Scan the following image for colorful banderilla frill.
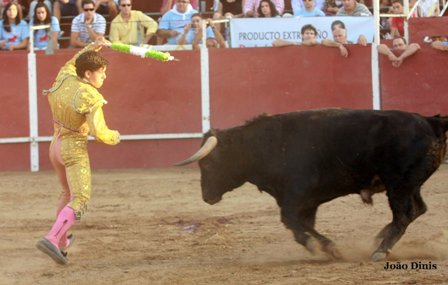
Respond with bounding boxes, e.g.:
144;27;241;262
107;43;176;62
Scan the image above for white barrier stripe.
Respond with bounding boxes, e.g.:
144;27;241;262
0;133;203;144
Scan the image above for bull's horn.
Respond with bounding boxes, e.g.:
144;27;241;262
174;136;218;166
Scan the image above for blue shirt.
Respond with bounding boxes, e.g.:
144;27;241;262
296;8;325;17
29;17;61;49
184;27;215;44
158;8;198;45
0;20;30;49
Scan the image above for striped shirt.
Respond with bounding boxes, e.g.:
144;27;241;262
71;13;106;44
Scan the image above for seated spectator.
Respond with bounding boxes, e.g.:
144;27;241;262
417;0;439;17
178;14;225;49
29;0;53;19
0;2;29;50
323;0;342;15
378;37;420;67
161;0;198;15
213;0;244;19
109;0;157;45
336;0;371;16
244;0;284;17
389;0;404;38
272;23;318;47
70;0;106;47
291;0;324;16
53;0;80;20
0;0;24;19
296;0;325;16
322;20;367;57
431;38;448;51
29;1;60;50
77;0;118;19
157;0;198;45
257;0;280;17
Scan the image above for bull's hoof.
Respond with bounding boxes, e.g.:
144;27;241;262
323;242;343;260
305;238;321;254
371;251;388;262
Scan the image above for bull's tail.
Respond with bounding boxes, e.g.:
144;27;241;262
427;115;448;137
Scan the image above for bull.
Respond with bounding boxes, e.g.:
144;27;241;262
175;109;448;261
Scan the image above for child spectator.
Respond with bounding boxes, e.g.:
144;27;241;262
272;24;318;47
0;1;29;50
29;0;53;19
178;13;226;49
29;1;61;50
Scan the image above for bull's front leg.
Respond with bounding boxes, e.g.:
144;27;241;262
371;190;427;261
280;204;342;260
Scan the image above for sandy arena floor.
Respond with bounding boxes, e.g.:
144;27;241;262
1;166;447;285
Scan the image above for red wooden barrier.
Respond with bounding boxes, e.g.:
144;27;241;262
0;19;447;171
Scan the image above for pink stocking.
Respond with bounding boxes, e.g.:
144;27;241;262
45;206;76;248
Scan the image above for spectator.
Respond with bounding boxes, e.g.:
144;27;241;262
244;0;284;17
213;0;244;19
77;0;118;19
431;38;448;51
0;2;29;50
291;0;324;16
0;0;24;19
161;0;198;15
53;0;80;20
257;0;280;17
30;1;60;50
322;20;368;57
389;0;405;38
272;24;318;47
324;0;342;15
296;0;325;16
417;0;439;17
157;0;198;45
336;0;372;16
378;37;420;67
178;14;225;49
29;0;53;19
109;0;157;45
70;0;106;47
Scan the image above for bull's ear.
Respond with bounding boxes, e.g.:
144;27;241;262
174;136;218;166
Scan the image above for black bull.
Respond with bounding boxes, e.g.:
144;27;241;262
175;109;448;261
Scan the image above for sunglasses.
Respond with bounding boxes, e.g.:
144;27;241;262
177;0;189;3
120;4;131;7
83;8;94;11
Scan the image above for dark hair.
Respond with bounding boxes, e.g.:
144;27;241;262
391;0;403;5
81;0;95;8
33;1;52;35
75;51;109;78
331;20;346;31
191;12;202;19
118;0;132;5
1;2;22;33
301;24;317;36
257;0;279;17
